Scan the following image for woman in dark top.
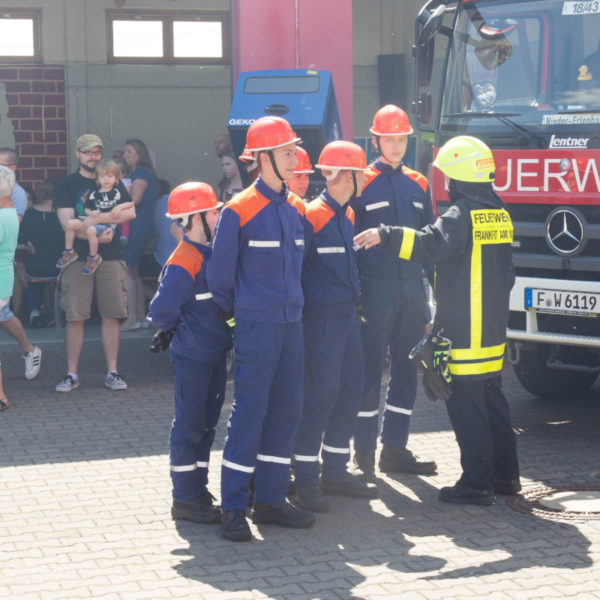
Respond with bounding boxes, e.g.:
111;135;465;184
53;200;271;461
121;138;158;331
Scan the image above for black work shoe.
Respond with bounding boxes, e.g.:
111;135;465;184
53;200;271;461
171;491;221;524
439;483;495;506
220;509;252;541
251;500;315;529
321;472;378;499
378;445;437;475
494;478;522;495
353;451;376;481
294;484;330;513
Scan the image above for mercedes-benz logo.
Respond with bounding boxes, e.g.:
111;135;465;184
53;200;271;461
545;207;585;256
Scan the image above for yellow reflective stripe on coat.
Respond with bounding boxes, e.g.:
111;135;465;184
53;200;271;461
450;343;505;361
469;209;513;350
399;227;416;259
448;358;504;376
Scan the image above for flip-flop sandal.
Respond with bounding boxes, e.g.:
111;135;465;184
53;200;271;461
0;397;9;411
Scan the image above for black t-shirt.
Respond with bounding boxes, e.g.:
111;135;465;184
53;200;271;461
85;186;127;213
19;208;64;278
54;171;131;261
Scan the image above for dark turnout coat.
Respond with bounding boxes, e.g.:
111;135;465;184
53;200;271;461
379;181;515;380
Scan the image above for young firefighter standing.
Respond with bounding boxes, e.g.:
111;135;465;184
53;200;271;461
292;141;378;513
285;147;314;201
354;136;520;506
207;116;315;542
147;182;232;523
352;104;437;479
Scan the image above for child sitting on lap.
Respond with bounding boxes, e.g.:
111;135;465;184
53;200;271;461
56;159;134;275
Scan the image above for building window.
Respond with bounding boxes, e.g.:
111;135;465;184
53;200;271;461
108;10;229;64
0;9;41;62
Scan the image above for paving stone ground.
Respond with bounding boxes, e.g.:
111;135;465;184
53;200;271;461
1;325;599;599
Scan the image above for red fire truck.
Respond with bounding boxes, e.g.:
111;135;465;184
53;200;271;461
414;0;600;397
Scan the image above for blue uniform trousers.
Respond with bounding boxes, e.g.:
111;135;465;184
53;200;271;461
170;352;227;501
294;313;364;485
445;377;519;491
355;278;427;452
221;318;304;511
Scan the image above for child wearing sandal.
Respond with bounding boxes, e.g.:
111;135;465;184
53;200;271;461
56;159;134;275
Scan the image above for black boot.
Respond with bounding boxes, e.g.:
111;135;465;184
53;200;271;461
251;499;315;529
378;445;437;475
294;484;330;513
171;490;222;524
439;483;495;506
353;451;376;481
494;478;522;495
220;509;252;542
321;471;378;499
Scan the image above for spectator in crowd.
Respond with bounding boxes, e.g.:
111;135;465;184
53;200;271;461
56;159;135;276
285;147;314;201
54;133;134;392
19;179;64;327
0;149;28;320
148;182;231;524
121;138;159;331
112;149;132;243
112;149;131;181
217;153;244;204
208;116;315;542
152;179;181;271
0;148;27;221
214;133;232;158
0;165;41;389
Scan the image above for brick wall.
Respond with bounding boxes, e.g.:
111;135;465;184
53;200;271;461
1;65;68;193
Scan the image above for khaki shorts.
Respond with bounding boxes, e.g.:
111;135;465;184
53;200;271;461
60;259;127;322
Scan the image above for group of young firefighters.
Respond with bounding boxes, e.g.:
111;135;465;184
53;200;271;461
147;104;521;542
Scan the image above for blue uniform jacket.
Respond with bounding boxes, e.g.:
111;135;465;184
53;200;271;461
352;159;434;282
302;192;360;317
207;177;306;324
148;237;232;362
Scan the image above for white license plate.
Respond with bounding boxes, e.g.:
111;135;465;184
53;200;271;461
562;1;600;15
525;288;600;317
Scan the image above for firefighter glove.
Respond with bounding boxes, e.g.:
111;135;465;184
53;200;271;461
220;311;236;329
408;329;453;402
149;327;176;353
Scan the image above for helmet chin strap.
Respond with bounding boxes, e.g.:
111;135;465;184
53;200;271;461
200;213;212;242
351;172;358;198
267;150;286;182
375;135;396;167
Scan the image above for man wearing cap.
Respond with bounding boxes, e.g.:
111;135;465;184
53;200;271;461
54;134;134;393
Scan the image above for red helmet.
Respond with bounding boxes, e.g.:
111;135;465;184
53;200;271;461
243;116;302;153
293;147;314;174
238;148;255;163
166;182;222;225
370;104;413;135
316;141;367;173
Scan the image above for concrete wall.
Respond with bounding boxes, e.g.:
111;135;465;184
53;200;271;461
0;0;425;189
353;0;423;139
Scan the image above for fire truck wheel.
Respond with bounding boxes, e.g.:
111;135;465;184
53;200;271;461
512;345;599;399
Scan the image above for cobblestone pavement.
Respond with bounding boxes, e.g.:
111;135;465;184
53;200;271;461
1;328;599;599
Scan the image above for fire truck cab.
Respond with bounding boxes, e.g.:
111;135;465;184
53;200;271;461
414;0;600;397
